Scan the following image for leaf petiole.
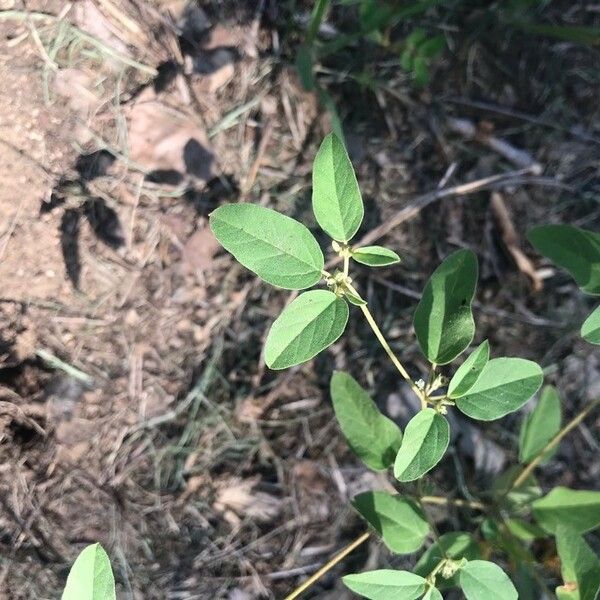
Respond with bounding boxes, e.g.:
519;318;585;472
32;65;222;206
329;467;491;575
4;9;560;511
350;285;426;408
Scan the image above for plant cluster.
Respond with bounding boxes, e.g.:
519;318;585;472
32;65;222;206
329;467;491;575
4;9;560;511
295;0;600;131
209;133;600;599
58;135;600;598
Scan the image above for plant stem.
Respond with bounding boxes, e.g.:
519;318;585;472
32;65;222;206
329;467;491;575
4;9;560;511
283;532;370;600
510;397;600;490
420;495;486;511
282;492;485;599
343;253;350;278
357;302;426;407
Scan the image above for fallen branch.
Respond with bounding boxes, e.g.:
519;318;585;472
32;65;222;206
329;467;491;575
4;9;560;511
447;117;543;172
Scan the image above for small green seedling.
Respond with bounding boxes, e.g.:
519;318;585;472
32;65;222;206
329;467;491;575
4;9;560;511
210;132;600;600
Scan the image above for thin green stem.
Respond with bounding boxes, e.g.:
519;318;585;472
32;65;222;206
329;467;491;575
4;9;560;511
426;558;447;587
510;397;600;491
357;302;426;407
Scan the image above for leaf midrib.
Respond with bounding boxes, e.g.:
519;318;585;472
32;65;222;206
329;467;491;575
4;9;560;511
219;216;321;271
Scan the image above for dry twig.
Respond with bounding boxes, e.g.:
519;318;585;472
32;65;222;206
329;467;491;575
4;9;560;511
490;191;543;292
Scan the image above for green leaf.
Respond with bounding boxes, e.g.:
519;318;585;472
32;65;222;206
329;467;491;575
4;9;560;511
359;0;395;32
455;358;543;421
481;519;536;564
423;588;443;600
307;0;330;42
555;525;600;600
532;487;600;534
528;225;600;295
62;543;116;600
312;133;364;242
418;35;446;59
330;372;402;470
581;305;600;344
518;385;561;463
492;467;543;513
400;47;414;70
505;518;547;542
405;28;428;50
264;290;348;369
522;23;600;46
393;409;450;482
459;561;518;600
342;570;427;600
351;245;401;267
414;532;480;589
352;491;429;554
210;203;324;290
412;56;431;86
447;340;490;399
514;564;539;600
413;249;478;364
295;44;315;91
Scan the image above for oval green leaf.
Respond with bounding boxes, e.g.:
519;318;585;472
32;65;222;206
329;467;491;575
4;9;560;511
331;372;402;471
414;532;481;589
352;491;429;554
448;340;490;399
528;224;600;295
352;246;401;267
423;588;443;600
532;487;600;534
62;543;116;600
312;133;364;242
209;203;324;290
343;570;427;600
264;290;348;369
518;385;561;464
555;525;600;600
413;249;478;364
455;358;543;421
459;561;518;600
394;409;450;482
581;305;600;344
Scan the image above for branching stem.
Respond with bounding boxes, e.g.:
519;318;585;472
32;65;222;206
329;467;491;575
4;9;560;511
509;397;600;490
281;496;483;598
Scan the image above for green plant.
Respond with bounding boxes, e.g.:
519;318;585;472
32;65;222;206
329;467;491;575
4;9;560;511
62;543;116;600
210;132;600;599
293;0;599;136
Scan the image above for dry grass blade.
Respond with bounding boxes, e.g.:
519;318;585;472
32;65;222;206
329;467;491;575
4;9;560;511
0;10;157;75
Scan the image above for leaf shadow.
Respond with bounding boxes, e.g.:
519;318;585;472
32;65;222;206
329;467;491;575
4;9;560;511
60;208;81;289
